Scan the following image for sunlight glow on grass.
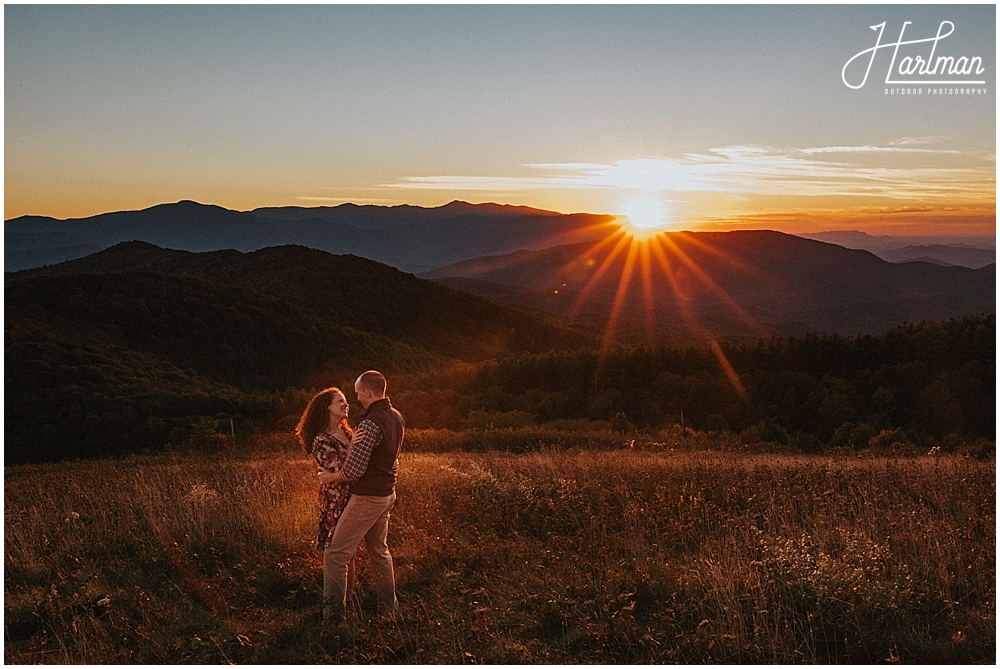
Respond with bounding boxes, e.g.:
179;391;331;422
4;445;993;663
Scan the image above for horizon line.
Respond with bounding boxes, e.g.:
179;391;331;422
6;198;996;240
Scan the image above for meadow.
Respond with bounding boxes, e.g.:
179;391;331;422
4;432;995;664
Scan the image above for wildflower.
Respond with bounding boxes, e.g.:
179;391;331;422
186;483;220;503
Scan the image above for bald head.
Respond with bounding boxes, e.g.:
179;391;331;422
355;370;387;409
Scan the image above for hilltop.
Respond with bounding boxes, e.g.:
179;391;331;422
6;243;595;462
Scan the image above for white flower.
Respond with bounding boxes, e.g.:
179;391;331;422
186;483;220;503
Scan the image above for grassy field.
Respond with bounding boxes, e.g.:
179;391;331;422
4;434;995;663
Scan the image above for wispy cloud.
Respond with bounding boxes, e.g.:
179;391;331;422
376;175;560;193
888;136;952;146
385;144;994;203
799;145;961;155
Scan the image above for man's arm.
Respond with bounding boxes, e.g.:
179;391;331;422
340;420;382;483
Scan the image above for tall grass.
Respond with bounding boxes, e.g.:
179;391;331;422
4;435;994;663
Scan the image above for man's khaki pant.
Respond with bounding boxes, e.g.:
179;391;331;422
323;492;397;618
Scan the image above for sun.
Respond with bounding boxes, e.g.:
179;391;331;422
616;194;669;240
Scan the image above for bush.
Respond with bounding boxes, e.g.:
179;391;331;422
867;428;916;454
704;413;730;433
827;422;876;452
610;412;634;435
740;419;789;446
790;431;824;454
957;439;996;460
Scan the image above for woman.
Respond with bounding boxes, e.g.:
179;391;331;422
295;387;356;615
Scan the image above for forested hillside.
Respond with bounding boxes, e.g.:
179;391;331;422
15;242;594;360
399;315;995;449
5;243;595;463
5;242;993;464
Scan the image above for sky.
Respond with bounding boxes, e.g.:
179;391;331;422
4;4;996;236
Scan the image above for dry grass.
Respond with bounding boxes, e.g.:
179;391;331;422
4;435;995;663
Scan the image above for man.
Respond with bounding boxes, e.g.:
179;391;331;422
319;370;404;620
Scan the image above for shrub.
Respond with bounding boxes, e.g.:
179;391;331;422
610;412;634;434
867;428;916;454
703;413;730;433
790;431;824;454
957;439;996;460
827;422;877;452
740;419;789;446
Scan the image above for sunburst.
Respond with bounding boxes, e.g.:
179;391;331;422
556;223;766;399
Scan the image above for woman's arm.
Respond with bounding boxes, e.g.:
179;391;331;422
318;428;359;486
318;469;342;485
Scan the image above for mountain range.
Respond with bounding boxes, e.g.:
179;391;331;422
8;202;992;275
797;230;995;269
6;201;994;342
423;230;995;340
5;200;617;274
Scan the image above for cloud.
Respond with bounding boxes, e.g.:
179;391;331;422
378;175;559;192
385;144;994;203
799;145;961;155
888;136;952;146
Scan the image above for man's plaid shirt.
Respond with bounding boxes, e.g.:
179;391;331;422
342;419;397;483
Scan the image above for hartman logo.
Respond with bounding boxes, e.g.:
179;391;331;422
842;21;987;90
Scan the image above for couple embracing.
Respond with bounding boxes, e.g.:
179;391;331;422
295;370;404;621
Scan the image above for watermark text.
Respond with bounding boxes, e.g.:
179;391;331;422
843;21;987;89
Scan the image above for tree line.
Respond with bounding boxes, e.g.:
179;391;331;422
397;315;994;451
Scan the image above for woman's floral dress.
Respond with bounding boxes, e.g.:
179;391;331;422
312;431;351;550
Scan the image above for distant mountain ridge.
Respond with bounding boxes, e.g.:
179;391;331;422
5;200;617;273
878;244;996;269
797;230;995;269
423;230;995;339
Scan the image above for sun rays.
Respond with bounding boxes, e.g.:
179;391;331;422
559;222;764;399
433;214;770;400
